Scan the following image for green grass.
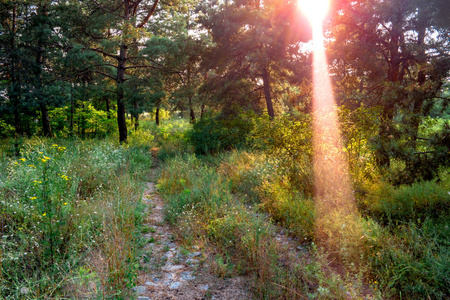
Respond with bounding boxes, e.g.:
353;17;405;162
157;144;449;299
3;115;448;299
0;138;152;299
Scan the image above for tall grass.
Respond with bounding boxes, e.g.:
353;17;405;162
0;138;151;299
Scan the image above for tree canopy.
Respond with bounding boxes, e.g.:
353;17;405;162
1;0;449;179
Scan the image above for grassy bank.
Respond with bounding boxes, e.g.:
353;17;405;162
0;138;153;299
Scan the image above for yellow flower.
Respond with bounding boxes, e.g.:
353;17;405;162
38;152;43;154
52;144;58;148
63;202;68;205
28;164;36;168
19;158;26;162
58;146;66;151
30;197;37;200
42;213;46;217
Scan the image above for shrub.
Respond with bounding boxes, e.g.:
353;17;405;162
187;114;254;155
252;113;314;196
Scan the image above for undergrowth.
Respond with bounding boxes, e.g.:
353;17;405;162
158;147;449;299
0;138;152;299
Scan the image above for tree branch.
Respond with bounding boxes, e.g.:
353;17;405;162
125;65;156;70
90;48;119;59
137;0;159;28
91;0;123;14
94;70;117;81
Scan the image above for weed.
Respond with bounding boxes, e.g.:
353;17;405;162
0;139;151;298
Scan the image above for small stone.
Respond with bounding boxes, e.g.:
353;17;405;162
137;297;150;300
169;282;182;289
198;284;209;291
133;286;146;294
186;258;199;265
180;271;195;280
20;287;30;294
145;281;158;287
188;251;202;258
163;264;184;271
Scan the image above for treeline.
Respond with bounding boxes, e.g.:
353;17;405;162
1;0;450;179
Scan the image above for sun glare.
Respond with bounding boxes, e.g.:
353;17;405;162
299;0;364;275
298;0;330;27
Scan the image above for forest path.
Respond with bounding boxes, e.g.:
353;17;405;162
134;181;252;300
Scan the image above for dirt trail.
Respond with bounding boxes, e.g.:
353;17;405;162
135;182;252;300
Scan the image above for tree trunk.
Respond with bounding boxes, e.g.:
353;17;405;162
40;104;52;137
117;44;128;143
189;96;196;123
134;101;139;131
261;68;275;120
10;4;22;136
155;105;160;126
36;3;52;137
201;104;205;119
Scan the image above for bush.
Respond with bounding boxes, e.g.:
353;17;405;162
187;114;254;155
252;113;314;195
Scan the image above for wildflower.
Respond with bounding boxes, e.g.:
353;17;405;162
38;152;43;154
58;146;66;151
41;156;50;163
30;197;37;200
52;144;58;148
61;175;69;181
63;202;68;205
19;158;26;162
42;213;46;217
28;164;36;168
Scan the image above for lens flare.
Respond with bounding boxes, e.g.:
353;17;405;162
301;3;363;268
298;0;330;27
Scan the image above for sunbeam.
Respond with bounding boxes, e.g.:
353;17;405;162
300;0;363;266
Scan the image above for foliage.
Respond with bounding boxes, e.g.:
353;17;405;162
187;114;254;155
0;139;151;298
363;180;450;224
252;113;314;195
372;116;450;185
0;120;14;138
338;105;380;184
140;117;193;161
49;103;116;138
366;217;450;299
